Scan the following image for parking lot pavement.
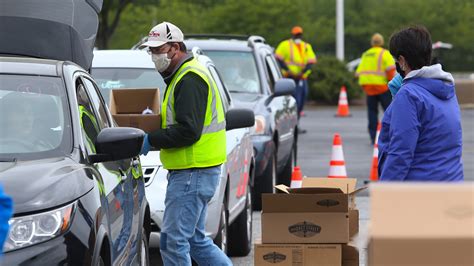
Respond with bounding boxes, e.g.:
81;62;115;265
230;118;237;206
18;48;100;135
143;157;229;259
152;106;473;264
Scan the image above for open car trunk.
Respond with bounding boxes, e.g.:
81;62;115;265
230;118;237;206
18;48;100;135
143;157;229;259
0;0;103;70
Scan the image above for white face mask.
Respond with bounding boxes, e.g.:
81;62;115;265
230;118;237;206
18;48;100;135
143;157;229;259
151;53;171;73
293;38;302;44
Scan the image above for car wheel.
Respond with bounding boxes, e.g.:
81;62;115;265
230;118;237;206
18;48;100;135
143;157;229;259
213;202;228;254
139;227;150;266
278;138;296;186
228;183;252;256
253;151;277;210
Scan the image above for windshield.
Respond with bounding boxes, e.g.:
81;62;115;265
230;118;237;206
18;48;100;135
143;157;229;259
0;75;72;161
91;68;166;104
205;51;260;94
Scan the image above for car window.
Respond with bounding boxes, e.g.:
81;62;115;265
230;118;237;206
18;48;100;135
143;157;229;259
208;66;231;112
76;79;102;154
205;51;260;94
81;77;112;128
91;68;166;104
263;54;281;92
0;74;72;160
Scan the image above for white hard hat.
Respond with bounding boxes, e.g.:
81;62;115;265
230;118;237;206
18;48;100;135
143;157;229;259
140;21;184;49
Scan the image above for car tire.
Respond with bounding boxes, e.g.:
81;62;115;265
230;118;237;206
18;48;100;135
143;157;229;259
213;202;228;254
253;151;277;210
139;227;150;266
278;137;297;186
228;184;252;256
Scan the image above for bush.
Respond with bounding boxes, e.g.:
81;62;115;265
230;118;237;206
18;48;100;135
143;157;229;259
307;56;362;104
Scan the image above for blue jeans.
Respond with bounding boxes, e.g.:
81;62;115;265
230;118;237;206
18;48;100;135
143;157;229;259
292;79;308;119
160;166;232;266
367;91;392;143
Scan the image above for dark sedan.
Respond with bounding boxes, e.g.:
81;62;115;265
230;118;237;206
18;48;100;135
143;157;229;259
0;57;151;265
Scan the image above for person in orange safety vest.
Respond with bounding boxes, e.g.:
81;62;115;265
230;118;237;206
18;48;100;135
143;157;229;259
355;33;396;144
275;26;317;134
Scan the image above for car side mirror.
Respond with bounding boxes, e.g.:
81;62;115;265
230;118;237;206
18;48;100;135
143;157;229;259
89;127;145;163
226;108;255;131
274;78;296;97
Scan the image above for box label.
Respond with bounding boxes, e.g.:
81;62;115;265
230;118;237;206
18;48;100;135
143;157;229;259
288;221;322;238
263;252;287;263
317;199;341;207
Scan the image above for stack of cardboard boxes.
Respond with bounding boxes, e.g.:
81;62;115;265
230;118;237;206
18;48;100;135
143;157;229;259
255;178;363;266
108;88;161;132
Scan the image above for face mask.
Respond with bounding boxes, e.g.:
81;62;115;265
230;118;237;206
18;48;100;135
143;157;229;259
293;38;302;44
395;62;406;78
152;53;171;73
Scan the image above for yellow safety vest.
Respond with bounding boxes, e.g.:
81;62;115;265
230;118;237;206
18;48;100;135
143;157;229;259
355;47;395;86
160;58;226;170
275;39;317;79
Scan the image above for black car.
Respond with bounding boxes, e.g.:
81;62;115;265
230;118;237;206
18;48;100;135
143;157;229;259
184;35;298;209
0;57;151;265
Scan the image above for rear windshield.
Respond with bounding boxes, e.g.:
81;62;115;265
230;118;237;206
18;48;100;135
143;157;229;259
0;75;72;161
91;68;166;104
205;51;260;94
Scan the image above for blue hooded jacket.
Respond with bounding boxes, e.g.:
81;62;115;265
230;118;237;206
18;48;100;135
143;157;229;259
378;64;464;181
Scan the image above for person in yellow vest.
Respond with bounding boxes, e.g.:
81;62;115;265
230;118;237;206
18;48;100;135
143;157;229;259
139;22;231;265
275;26;317;134
356;33;396;144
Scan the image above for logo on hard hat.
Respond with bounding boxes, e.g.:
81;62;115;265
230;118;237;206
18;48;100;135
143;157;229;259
317;199;340;207
263;252;286;263
288;221;321;238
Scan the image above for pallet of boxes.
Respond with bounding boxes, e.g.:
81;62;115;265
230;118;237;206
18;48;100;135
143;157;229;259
255;178;363;266
108;88;161;132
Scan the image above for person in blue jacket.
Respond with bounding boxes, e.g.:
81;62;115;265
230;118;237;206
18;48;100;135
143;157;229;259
0;184;13;253
378;26;464;181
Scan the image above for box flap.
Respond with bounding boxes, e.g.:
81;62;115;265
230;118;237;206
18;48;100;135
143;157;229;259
275;184;344;194
370;182;474;238
262;193;349;213
302;177;358;194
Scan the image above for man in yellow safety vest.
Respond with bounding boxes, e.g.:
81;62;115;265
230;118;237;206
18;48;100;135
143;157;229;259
139;22;231;265
356;33;396;144
275;26;317;134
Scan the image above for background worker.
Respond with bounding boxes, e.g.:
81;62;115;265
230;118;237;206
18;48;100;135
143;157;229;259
355;33;396;144
139;22;231;265
275;26;317;134
378;25;463;181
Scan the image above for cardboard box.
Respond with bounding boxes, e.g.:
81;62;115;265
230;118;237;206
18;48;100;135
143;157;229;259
262;178;364;243
368;183;474;266
342;244;359;266
109;88;161;133
262;212;349;244
254;242;342;266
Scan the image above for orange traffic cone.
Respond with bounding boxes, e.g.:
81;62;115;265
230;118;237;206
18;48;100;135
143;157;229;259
290;166;303;188
336;86;351;117
369;122;382;182
328;133;348;178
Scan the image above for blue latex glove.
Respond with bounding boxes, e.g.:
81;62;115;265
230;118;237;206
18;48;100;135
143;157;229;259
388;73;403;97
140;134;151;156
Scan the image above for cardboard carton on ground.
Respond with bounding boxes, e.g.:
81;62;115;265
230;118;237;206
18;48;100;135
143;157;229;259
254;241;342;266
261;178;364;243
368;183;474;266
109;88;161;133
342;244;359;266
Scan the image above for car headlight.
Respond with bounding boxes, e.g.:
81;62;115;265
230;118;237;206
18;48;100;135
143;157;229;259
4;203;75;252
251;115;266;135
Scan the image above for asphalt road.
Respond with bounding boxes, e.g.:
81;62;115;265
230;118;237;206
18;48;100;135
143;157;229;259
150;106;474;265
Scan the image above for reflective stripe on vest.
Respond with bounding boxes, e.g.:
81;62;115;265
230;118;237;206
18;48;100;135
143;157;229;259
164;65;225;134
160;58;226;170
357;47;389;85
